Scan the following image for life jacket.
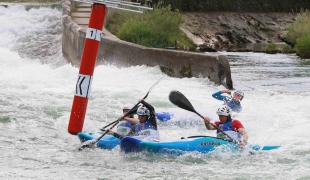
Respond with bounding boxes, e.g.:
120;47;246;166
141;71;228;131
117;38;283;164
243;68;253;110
216;120;242;142
224;97;242;112
116;121;134;136
132;120;159;141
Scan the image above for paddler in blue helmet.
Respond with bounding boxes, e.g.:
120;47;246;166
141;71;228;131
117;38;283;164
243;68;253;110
203;105;248;148
212;89;244;112
114;103;139;136
108;99;159;141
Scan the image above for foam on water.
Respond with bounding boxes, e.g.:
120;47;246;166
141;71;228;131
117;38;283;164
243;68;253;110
1;4;310;180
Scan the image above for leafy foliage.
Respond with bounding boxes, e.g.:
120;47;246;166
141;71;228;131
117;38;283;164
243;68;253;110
264;43;277;54
295;33;310;58
106;4;196;50
286;10;310;45
281;44;294;53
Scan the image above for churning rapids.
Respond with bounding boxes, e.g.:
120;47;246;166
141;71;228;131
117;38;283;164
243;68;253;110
0;4;309;180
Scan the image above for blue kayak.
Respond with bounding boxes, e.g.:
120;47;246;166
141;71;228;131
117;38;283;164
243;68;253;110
77;130;120;150
140;136;281;155
120;136;144;153
155;111;173;121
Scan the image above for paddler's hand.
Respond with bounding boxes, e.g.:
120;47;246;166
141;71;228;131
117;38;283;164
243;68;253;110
222;89;231;95
107;129;114;135
202;116;211;124
238;139;247;148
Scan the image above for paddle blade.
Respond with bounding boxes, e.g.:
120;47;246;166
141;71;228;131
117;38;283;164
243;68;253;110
78;139;97;151
169;90;196;113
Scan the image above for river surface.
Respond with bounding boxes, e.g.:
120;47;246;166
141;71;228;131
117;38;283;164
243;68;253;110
1;4;310;180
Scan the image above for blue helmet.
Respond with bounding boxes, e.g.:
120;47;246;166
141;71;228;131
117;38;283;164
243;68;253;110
234;89;244;100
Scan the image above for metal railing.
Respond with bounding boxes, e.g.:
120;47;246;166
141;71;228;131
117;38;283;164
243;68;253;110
72;0;153;13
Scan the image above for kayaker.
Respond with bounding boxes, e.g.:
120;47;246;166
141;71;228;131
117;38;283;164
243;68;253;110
212;89;244;112
114;103;139;136
108;99;159;141
203;105;248;148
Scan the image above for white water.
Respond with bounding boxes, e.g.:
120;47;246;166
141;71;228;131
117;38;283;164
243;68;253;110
1;4;310;179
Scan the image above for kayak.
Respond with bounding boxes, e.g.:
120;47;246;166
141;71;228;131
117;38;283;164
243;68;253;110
77;130;120;150
140;136;281;155
120;136;144;153
155;111;173;121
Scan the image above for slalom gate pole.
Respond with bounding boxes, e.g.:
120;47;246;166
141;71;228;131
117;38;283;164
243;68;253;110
68;4;106;135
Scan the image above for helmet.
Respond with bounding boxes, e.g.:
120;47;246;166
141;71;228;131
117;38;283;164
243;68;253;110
216;105;231;116
137;106;150;117
123;103;134;110
234;89;244;100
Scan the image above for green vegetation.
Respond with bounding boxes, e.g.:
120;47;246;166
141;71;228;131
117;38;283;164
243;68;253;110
264;43;277;54
286;10;310;45
281;44;295;53
295;34;310;58
106;4;196;51
286;10;310;58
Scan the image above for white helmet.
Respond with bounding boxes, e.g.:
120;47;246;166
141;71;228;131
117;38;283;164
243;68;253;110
234;89;244;100
216;105;231;116
123;103;134;110
137;106;150;117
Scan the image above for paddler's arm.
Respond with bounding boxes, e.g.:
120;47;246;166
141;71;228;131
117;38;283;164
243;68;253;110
238;128;248;147
123;116;139;124
107;129;124;139
202;116;217;130
139;99;154;113
212;90;231;101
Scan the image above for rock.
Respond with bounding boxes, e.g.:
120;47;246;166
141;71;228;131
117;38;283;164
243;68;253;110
180;12;298;51
198;43;217;52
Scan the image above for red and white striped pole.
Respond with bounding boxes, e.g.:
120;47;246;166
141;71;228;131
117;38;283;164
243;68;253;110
68;4;106;135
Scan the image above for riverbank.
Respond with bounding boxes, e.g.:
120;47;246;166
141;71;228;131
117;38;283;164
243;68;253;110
1;0;299;53
180;12;298;52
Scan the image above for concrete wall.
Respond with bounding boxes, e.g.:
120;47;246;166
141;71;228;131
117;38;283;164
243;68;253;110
62;0;233;89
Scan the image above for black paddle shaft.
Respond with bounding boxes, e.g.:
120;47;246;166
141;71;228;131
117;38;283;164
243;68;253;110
168;90;236;143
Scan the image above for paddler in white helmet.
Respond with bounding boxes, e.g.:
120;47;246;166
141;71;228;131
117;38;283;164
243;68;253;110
203;105;248;148
108;99;159;142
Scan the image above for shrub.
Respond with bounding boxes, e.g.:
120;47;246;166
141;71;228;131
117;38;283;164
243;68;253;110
281;44;294;53
286;10;310;45
106;4;196;50
264;43;277;54
295;33;310;58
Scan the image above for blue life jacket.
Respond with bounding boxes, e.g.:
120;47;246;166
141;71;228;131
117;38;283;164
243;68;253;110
133;120;156;132
216;120;242;141
118;121;134;128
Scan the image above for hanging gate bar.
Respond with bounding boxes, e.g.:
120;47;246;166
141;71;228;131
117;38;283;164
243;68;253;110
71;0;153;13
